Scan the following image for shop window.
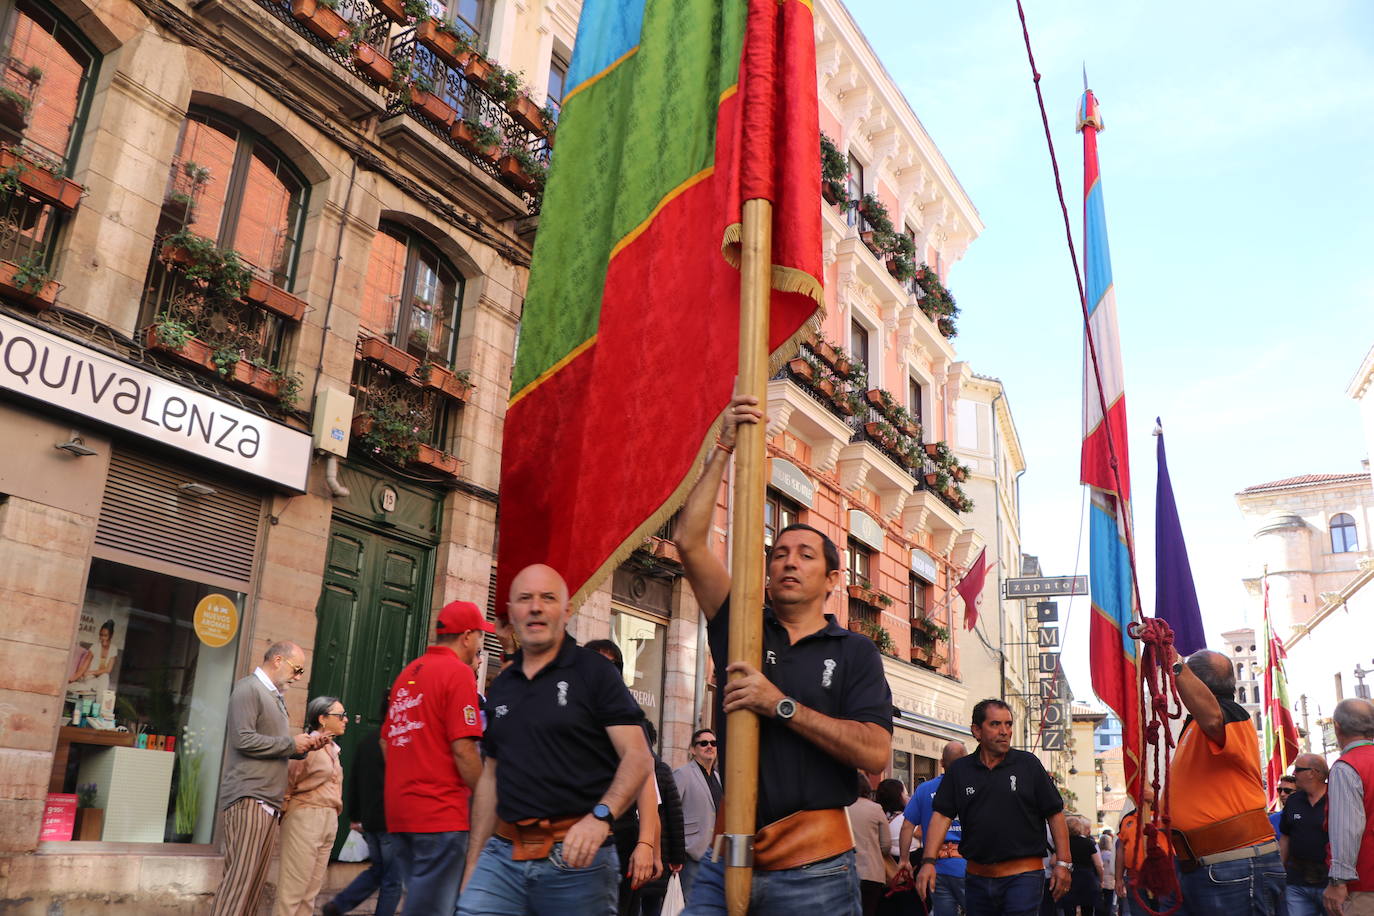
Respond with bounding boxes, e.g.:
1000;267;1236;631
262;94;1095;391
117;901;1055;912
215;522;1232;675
48;558;245;845
168;110;308;287
611;606;667;736
1331;512;1358;553
360;222;466;369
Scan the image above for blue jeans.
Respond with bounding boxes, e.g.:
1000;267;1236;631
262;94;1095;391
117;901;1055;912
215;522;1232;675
458;836;620;915
1177;850;1286;916
395;829;468;916
679;857;702;903
965;870;1044;916
1284;884;1323;916
330;831;403;916
930;872;966;916
683;848;860;916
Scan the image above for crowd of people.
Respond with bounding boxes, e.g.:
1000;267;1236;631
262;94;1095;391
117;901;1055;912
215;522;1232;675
202;397;1374;915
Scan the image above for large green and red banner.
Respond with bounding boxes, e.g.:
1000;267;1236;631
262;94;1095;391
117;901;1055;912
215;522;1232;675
496;0;824;607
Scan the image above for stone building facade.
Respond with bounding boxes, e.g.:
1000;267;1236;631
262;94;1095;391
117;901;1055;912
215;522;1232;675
0;0;569;907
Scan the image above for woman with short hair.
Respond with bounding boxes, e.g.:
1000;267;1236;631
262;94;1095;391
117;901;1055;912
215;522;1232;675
275;695;347;916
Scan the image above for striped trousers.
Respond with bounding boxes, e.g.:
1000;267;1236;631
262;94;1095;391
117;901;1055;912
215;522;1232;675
212;798;281;916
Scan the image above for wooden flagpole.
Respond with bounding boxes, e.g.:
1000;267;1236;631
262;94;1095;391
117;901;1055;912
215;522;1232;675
723;196;771;915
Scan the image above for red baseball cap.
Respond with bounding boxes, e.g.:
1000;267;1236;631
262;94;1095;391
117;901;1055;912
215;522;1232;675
435;600;495;635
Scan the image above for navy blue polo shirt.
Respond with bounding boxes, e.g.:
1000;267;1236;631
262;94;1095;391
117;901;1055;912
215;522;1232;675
708;600;893;828
932;748;1063;865
483;635;643;822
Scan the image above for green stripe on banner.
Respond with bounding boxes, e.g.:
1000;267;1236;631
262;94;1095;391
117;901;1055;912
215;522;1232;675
512;0;748;396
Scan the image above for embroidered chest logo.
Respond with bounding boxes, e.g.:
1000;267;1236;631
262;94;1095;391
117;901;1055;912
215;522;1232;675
494;704;509;718
765;650;777;665
821;659;836;688
965;787;975;796
1293;813;1302;820
1010;775;1018;792
556;681;569;706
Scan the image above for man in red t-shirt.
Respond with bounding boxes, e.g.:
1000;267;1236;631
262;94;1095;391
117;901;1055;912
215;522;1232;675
383;600;492;916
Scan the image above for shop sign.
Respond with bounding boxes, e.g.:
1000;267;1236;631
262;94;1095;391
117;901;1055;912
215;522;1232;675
891;726;947;758
770;458;816;507
40;794;77;841
1005;576;1088;597
848;509;884;551
909;548;938;583
0;315;311;490
193;593;239;648
890;689;961;726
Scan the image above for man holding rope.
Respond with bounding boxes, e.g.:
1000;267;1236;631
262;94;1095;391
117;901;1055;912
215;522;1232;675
1168;648;1285;914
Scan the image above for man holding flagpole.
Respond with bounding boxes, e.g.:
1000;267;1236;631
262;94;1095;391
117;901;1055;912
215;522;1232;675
673;395;893;915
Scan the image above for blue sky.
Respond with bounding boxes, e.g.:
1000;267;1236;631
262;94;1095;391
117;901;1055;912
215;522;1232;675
844;0;1374;698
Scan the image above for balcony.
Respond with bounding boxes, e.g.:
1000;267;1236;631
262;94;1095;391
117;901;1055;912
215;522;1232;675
350;339;461;477
0;139;84;312
380;31;550;215
139;233;304;406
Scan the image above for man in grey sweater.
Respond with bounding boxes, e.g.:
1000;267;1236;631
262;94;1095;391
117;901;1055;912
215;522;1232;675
211;641;327;916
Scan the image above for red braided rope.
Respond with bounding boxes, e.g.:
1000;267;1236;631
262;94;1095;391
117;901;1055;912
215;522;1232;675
1127;617;1184;914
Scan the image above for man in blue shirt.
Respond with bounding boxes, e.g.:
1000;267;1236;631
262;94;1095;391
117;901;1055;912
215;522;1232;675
897;740;968;916
1269;774;1295;842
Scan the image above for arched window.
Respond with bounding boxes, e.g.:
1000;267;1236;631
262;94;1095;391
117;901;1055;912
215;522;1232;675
1237;686;1246;704
1;0;98;164
360;223;465;369
1331;513;1359;553
169;110;308;286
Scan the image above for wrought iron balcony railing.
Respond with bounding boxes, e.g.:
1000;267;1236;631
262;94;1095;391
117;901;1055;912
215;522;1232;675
253;0;393;86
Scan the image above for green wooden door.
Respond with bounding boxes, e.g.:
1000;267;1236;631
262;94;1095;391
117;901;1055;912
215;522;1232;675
310;520;431;854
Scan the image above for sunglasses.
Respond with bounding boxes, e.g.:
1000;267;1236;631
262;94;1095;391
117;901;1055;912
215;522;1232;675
290;664;306;677
322;711;348;719
1293;767;1314;774
695;740;717;747
1278;787;1295;794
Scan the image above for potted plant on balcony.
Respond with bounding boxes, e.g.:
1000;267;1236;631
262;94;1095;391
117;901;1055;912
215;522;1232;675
888;404;920;439
857;193;894;254
347;29;396;88
936;316;957;339
496;139;546;194
291;0;351;45
419;361;472;402
414;442;460;475
480;62;522;104
0;145;84;211
786;354;815;383
406;73;456;128
359;335;422;376
367;0;408;23
0;85;32;132
885;232;917;282
160;229;254;301
416;16;475;71
506;85;548;135
852;618;897;657
355;400;424;465
863;418;898;451
0;252;59;310
451;116;503;162
820;133;847;206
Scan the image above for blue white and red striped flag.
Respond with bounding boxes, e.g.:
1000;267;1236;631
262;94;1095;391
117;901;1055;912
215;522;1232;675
1078;88;1143;800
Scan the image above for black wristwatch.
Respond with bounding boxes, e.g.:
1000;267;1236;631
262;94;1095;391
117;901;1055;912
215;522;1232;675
775;697;798;720
1172;661;1183;675
592;803;614;825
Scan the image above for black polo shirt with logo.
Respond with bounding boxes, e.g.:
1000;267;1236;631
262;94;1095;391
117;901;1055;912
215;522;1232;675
1279;790;1329;886
483;634;644;822
932;748;1063;865
708;600;893;828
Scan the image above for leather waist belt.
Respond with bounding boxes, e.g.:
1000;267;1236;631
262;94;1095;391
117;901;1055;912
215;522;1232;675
495;816;584;861
965;856;1044;878
1183;840;1279;871
1172;808;1274;866
712;808;854;872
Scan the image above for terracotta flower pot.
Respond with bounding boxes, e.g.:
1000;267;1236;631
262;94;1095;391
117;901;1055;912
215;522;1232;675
408;86;456;128
787;357;814;381
924;472;939;487
290;0;350;45
144;327;215;371
898;422;919;438
0;94;27;132
462;54;494;84
229;360;282;399
496;154;539;193
864;389;885;410
506;95;547;134
368;0;406;23
832;357;852;378
821;180;841;205
815;378;836;398
923;443;940;458
0;147;83;211
652;538;681;563
0;258;59;311
414;443;460;476
814;341;839;368
359;336;421;376
415;18;467;70
352;42;395;88
244;276;307;321
421;364;472;402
